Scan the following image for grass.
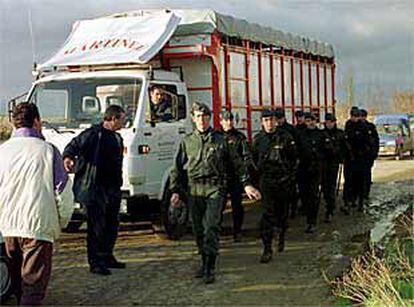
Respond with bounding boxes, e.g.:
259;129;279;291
330;209;414;306
0;117;12;140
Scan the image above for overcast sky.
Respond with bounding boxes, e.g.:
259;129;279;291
0;0;413;113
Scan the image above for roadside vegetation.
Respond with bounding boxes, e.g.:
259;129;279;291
331;209;414;306
0;116;12;140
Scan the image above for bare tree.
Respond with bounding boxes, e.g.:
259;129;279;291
392;91;414;113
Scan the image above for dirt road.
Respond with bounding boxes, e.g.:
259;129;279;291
14;159;414;305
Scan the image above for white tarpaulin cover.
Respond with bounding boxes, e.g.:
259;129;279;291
38;11;181;70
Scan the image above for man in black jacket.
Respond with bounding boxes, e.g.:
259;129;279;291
321;113;346;222
360;109;379;201
297;112;323;233
63;105;125;275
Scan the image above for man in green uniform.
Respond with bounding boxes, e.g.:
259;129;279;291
320;113;346;222
252;109;297;263
169;102;261;284
220;110;252;242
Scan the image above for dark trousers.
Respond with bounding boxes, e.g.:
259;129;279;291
298;168;321;225
84;199;121;268
364;160;374;199
4;237;53;305
260;183;289;250
321;163;340;215
227;182;244;235
190;192;224;257
343;160;352;205
349;161;367;207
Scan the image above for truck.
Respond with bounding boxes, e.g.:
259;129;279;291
10;9;336;238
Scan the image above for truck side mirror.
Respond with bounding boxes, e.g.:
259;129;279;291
177;95;186;120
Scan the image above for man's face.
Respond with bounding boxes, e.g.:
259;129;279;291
261;116;276;133
276;117;286;126
306;118;317;129
112;113;126;131
361;115;367;122
351;115;360;122
297;116;305;124
325;120;335;130
150;88;163;105
33;117;42;132
220;118;233;132
192;110;211;132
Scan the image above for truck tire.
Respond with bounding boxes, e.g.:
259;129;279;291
160;188;188;240
0;245;12;303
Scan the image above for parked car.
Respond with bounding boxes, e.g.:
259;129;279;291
374;114;414;159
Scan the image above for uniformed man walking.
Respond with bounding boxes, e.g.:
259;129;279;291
360;109;379;201
169;102;261;284
274;107;300;219
220;110;252;242
252;109;297;263
320;113;346;222
297;112;323;233
344;109;372;212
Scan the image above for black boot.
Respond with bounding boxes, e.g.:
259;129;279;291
260;247;273;263
195;253;206;278
204;255;216;284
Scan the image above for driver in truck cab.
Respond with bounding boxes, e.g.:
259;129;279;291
149;85;173;122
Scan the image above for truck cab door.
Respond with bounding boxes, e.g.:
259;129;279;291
140;83;190;197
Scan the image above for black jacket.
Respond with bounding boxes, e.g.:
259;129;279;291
63;124;124;202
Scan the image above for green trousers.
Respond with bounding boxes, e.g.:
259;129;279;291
190;191;225;257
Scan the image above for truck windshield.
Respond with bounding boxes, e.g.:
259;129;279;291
28;78;142;128
378;124;401;136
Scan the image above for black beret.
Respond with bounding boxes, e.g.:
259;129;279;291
325;113;336;121
295;110;304;118
274;107;285;119
261;108;274;118
350;108;361;117
221;110;234;120
191;101;211;116
304;112;316;120
360;109;368;117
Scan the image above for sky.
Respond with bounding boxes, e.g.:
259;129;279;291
0;0;413;114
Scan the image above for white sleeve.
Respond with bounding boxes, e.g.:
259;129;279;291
55;175;75;229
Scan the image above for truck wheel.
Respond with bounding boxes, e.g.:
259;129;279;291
160;188;188;240
0;245;12;302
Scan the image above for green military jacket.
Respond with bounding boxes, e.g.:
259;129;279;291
170;127;250;197
252;128;297;186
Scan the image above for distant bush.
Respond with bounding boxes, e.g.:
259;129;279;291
0;117;12;140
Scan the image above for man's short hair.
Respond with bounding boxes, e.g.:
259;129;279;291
149;85;162;93
12;102;40;129
104;105;125;121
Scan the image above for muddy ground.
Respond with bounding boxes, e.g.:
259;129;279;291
16;159;414;305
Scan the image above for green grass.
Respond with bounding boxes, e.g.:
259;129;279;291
331;210;414;306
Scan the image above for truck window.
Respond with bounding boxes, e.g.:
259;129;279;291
28;78;142;128
147;84;182;123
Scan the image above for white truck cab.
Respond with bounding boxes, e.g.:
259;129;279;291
27;68;191;214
